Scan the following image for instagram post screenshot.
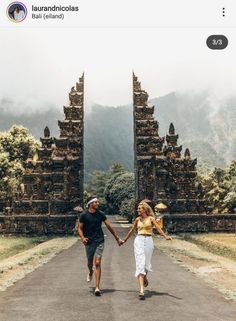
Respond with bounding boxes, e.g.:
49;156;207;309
0;0;236;320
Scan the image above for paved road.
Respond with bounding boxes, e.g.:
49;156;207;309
0;216;236;321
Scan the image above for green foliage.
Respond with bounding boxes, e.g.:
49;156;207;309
0;151;10;178
119;197;135;222
228;160;236;177
196;163;213;180
110;163;125;173
199;160;236;213
84;170;109;211
0;125;39;203
223;191;236;212
0;125;39;161
86;170;108;197
86;163;135;217
104;167;135;216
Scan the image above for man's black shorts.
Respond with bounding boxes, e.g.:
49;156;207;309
85;242;104;259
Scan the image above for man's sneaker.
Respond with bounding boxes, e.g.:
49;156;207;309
87;271;93;282
94;288;101;296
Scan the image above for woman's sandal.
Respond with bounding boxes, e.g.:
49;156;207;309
139;292;145;300
144;277;149;287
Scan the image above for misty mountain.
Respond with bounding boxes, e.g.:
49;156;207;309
1;92;236;173
0;98;62;138
151;92;236;165
84;104;133;172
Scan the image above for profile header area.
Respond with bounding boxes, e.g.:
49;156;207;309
32;5;79;12
30;2;80;21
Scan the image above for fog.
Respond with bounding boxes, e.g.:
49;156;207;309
0;27;235;112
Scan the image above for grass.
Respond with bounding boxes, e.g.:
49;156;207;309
0;236;78;291
0;236;52;260
181;233;236;260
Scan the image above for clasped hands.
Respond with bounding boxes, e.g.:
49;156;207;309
82;237;125;246
116;238;125;246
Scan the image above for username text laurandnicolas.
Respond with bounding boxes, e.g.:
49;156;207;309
31;5;79;20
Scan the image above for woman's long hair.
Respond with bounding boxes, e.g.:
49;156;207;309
139;201;155;217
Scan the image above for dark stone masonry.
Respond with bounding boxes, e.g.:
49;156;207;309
0;74;84;234
163;214;236;233
133;73;205;213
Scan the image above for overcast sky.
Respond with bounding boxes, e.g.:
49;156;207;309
0;27;235;112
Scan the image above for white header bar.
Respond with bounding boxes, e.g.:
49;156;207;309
0;0;235;28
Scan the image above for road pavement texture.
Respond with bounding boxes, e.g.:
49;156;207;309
0;216;236;321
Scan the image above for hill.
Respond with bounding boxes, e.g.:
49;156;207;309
1;92;235;172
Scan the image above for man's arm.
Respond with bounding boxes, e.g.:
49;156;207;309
104;219;123;245
78;222;89;245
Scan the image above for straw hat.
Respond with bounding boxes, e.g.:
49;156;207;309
155;202;167;210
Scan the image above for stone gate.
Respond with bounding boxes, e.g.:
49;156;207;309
0;73;235;234
133;73;205;213
0;75;84;234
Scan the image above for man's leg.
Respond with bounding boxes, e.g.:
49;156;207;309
94;256;102;291
85;243;95;282
93;242;104;295
87;257;94;282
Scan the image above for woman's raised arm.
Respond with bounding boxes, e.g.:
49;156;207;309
123;218;139;243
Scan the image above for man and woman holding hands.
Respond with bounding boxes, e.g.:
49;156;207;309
78;196;171;299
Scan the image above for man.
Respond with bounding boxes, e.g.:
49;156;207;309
78;196;122;296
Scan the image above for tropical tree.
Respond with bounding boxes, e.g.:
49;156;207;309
0;125;39;204
86;163;135;217
104;167;135;216
199;160;236;213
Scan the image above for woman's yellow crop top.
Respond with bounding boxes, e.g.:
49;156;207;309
137;216;153;235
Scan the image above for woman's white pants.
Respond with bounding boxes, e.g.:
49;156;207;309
134;235;154;277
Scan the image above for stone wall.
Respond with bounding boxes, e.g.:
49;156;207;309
0;213;236;235
0;201;6;213
163;214;236;233
0;214;78;235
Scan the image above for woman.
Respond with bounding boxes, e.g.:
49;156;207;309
122;201;171;300
13;6;25;21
